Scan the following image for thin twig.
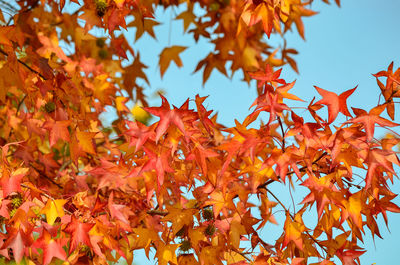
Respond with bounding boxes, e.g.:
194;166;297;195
16;94;27;115
265;188;329;256
257;151;328;189
230;248;252;262
147;209;168;216
29;163;63;189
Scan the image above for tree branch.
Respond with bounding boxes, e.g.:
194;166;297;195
257;151;328;189
0;48;48;80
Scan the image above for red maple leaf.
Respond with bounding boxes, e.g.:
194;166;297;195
346;105;399;141
249;65;285;90
64;215;95;253
145;94;192;142
35;230;67;265
1;227;33;263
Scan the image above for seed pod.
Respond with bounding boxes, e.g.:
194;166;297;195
179;240;191;252
98;49;108;59
11;196;23;208
9;208;17;218
176;227;186;237
95;0;107;17
44;101;56;113
202;208;213;221
204;224;215;236
96;38;105;48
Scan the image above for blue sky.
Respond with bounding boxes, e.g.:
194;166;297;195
93;0;400;264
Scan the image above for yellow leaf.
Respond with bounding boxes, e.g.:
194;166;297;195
115;96;129;112
159;46;187;77
229;216;246;249
41;199;66;225
346;191;363;229
224;251;246;264
199;246;223;265
157;243;179;265
163;205;197;235
113;0;125;8
131;103;151;124
282;213;305;251
131;227;159;249
76;131;97;154
243;45;259;69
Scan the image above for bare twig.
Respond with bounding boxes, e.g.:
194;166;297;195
147;209;168;216
265;188;329;256
29;162;63;189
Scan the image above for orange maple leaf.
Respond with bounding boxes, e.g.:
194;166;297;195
314;85;357;124
159;46;187;77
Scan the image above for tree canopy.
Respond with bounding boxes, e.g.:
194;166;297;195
0;0;399;265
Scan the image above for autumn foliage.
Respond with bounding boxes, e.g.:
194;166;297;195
0;0;399;265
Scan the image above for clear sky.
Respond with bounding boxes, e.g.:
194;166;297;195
110;0;400;264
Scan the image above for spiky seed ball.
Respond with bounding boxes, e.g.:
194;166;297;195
204;224;215;236
176;227;185;237
202;208;213;221
209;2;220;11
29;217;40;225
9;208;17;218
179;240;191;252
44;101;56;113
95;0;107;17
11;197;23;208
98;49;108;59
96;38;105;48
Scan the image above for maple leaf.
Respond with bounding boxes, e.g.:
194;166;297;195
373;62;400;119
314;85;357;124
41;199;66;225
64;216;95;253
336;249;366;265
128;13;160;41
282;211;306;251
125;120;155;151
44;120;71;146
229;215;247;249
239;2;275;37
249;65;285;89
343;191;364;230
205;191;235;218
75;131;97;154
157;243;179;265
194;53;228;85
162;205;196;235
144;94;191;142
2;227;33;263
346;105;399;141
176;7;196;32
108;192;131;225
1;167;27;197
159;46;187;77
199;246;223;265
35;230;67;265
